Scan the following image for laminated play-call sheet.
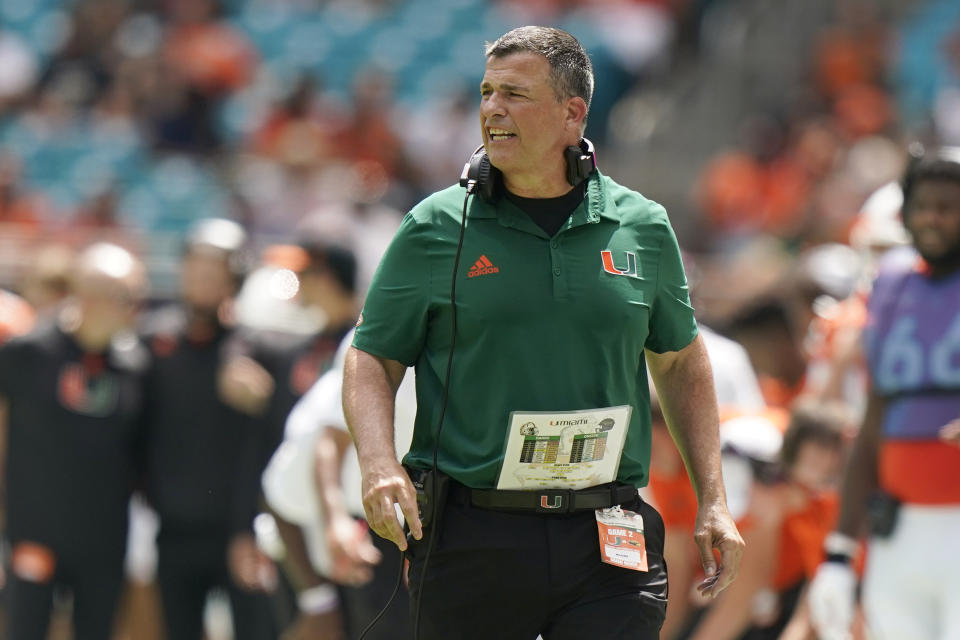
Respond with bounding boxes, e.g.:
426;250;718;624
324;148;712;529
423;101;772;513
496;405;632;490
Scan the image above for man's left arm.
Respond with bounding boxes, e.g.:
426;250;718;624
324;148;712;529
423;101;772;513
646;334;744;597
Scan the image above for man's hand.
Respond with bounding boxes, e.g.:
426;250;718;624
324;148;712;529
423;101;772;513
360;457;422;552
693;503;745;598
218;356;275;416
326;515;382;586
940;419;960;447
808;561;857;640
281;610;345;640
227;532;277;592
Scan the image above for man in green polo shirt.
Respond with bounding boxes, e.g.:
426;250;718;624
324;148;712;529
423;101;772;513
343;25;743;640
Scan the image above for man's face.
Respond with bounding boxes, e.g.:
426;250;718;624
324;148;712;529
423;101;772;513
905;179;960;269
180;249;236;314
479;52;581;189
788;440;842;493
85;288;141;336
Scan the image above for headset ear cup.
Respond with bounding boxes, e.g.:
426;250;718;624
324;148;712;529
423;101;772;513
462;146;495;202
564;138;597;186
461;147;500;203
476;154;497;203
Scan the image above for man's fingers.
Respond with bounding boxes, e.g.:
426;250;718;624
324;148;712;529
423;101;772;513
363;494;395;548
693;528;744;598
694;532;718;579
696;570;721;598
374;493;407;551
705;536;744;597
717;537;742;585
361;468;423;551
396;484;423;541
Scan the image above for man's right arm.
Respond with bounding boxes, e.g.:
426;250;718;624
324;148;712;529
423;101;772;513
342;346;421;551
834;389;885;538
808;388;885;638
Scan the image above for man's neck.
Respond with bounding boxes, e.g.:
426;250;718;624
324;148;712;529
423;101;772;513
921;251;960;279
185;305;224;336
502;162;573;198
62;312;112;353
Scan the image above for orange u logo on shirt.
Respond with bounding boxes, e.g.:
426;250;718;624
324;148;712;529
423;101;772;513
601;250;640;279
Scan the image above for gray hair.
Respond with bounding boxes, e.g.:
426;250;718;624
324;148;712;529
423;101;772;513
485;26;594;124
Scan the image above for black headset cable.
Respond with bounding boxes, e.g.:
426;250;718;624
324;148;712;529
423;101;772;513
359;187;471;640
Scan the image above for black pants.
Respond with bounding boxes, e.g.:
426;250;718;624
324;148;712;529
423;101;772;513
156;531;277;640
6;547;125;640
339;529;412;640
406;490;667;640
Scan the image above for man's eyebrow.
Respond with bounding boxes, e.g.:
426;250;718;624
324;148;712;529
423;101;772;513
480;81;530;93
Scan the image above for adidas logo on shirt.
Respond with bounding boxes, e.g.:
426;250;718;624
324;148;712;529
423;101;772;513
468;254;500;278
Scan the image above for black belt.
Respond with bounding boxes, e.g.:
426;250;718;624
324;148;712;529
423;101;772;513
450;481;637;514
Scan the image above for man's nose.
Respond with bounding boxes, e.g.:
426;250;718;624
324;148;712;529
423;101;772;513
481;92;505;117
909;205;941;226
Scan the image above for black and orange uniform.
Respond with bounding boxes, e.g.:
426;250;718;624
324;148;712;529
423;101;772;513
231;323;352;543
140;307;276;640
0;321;146;640
241;324;353;470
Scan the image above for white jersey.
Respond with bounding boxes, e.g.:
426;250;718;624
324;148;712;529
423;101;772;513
261;329;415;573
700;324;765;413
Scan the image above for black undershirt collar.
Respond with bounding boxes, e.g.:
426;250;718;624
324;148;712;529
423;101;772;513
504;181;587;237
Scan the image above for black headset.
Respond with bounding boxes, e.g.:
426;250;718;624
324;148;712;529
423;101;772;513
459;137;598;201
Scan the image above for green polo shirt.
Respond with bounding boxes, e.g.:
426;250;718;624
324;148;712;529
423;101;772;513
353;171;697;489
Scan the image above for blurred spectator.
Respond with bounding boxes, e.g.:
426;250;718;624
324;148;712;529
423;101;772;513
37;0;130;108
75;186;120;227
18;244;75;318
228;237;361;524
646;323;765;640
162;0;256;96
242;238;398;639
0;153;48;229
812;1;889;101
697;117;847;242
687;402;850;640
289;194;404;301
252;74;346;173
150;0;257;153
140;218;278;640
146;59;224;154
401;85;478;194
72;187;129;240
809;147;960;640
0;243;148;640
800;179;910;420
263;327;416;640
334;68;415;192
725;298;808;409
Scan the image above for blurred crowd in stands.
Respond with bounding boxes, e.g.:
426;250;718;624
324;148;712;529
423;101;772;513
0;0;957;638
0;0;707;249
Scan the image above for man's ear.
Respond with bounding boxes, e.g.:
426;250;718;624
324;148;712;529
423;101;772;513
565;96;588;134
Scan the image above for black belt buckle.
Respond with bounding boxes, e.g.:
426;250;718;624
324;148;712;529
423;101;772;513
536;489;573;513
